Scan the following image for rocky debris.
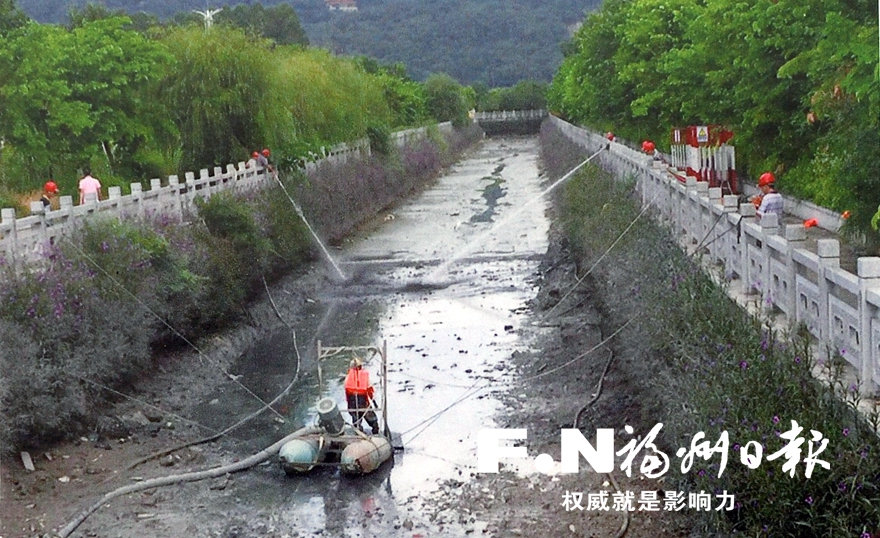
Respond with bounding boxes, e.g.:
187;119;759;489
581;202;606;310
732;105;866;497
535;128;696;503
20;451;35;472
142;409;164;423
95;415;131;439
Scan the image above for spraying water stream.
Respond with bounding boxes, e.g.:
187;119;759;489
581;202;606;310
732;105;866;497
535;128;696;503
272;171;348;281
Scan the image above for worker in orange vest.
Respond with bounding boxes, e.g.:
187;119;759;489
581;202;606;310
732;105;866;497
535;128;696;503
344;357;379;434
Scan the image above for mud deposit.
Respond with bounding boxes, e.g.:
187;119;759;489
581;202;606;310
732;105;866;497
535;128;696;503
2;137;690;537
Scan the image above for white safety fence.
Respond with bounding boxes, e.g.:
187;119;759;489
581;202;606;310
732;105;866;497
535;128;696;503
0;122;452;267
549;115;880;395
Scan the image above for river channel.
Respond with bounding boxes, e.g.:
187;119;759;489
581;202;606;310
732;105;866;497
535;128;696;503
94;136;552;537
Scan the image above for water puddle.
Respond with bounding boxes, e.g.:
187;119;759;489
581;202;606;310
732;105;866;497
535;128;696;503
203;137;551;534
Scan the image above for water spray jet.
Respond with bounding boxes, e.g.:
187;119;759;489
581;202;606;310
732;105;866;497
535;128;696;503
272;172;348;281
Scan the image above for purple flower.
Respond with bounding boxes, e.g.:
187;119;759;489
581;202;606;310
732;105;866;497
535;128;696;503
861;533;871;538
805;496;813;505
772;415;780;424
733;443;740;452
794;356;801;364
842;428;849;437
740;361;749;370
838;482;847;492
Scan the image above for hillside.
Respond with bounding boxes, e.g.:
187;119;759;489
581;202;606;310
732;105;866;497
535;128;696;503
15;0;597;86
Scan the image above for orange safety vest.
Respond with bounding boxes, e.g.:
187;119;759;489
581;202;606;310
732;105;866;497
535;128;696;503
344;368;374;399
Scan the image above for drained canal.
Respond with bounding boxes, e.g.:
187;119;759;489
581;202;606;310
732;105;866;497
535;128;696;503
83;136;553;537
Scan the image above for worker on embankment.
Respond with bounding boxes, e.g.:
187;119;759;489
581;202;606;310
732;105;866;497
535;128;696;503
344;357;380;435
753;172;783;219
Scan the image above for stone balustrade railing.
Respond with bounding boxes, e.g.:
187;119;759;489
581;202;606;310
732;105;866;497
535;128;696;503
0;122;453;266
549;115;880;394
474;109;548;121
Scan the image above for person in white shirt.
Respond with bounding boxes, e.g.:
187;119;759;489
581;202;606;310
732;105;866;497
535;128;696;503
753;172;783;218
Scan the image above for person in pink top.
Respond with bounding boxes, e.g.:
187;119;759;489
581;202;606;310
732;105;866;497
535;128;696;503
78;168;102;205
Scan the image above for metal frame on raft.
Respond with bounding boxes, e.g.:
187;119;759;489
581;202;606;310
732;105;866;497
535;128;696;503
278;340;400;477
316;340;391;440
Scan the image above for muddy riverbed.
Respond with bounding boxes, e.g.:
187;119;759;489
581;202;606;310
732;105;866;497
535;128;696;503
1;137;691;538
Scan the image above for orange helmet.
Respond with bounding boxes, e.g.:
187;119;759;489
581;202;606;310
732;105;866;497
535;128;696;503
44;181;59;193
262;148;270;157
758;172;775;187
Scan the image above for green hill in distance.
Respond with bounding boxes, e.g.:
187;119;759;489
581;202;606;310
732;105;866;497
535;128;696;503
15;0;597;87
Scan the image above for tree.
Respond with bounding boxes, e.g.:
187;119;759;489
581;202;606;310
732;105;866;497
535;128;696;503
159;26;274;172
423;73;469;127
217;2;308;47
0;17;172;187
0;0;28;36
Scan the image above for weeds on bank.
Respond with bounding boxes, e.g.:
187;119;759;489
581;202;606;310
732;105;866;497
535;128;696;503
547;132;880;537
0;126;482;454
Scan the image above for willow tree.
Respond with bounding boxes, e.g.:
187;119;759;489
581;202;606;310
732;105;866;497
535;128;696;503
271;48;392;156
159;26;276;172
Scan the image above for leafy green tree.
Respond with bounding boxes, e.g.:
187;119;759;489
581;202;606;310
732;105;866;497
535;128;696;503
0;0;28;36
423;73;469;127
67;2;122;28
549;0;879;241
158;25;274;172
497;80;547;110
270;47;391;156
355;57;428;128
776;4;879;236
218;3;308;47
0;17;172;189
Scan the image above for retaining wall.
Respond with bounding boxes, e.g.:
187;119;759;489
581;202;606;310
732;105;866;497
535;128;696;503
549;115;880;394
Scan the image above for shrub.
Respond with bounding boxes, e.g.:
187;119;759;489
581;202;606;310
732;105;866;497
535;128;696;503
0;245;154;450
366;123;393;157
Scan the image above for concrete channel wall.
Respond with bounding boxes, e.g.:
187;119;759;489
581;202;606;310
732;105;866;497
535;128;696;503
474;110;548;136
549;114;880;395
0;122;454;267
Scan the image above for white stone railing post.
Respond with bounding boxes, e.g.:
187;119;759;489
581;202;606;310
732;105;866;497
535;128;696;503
169;175;184;220
857;258;880;394
2;208;18;265
29;201;48;247
816;239;840;342
759;213;779;308
779;224;806;316
131;183;145;219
